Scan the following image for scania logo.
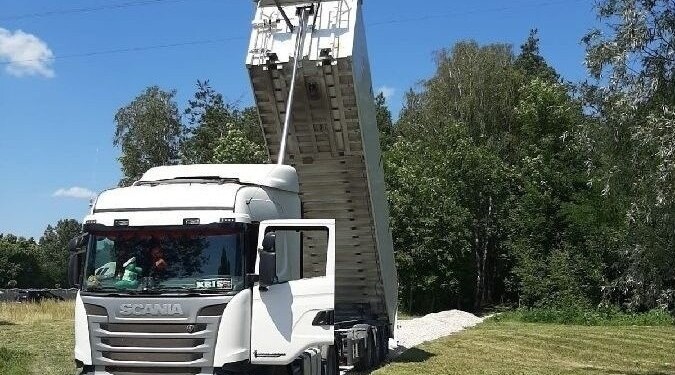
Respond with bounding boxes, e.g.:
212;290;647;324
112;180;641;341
119;303;184;316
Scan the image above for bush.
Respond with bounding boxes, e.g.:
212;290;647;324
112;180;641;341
493;307;675;326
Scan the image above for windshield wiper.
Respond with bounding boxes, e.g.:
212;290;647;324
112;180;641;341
84;287;147;296
86;284;175;295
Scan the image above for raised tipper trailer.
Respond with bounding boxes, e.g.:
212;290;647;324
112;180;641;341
68;1;397;374
247;0;398;368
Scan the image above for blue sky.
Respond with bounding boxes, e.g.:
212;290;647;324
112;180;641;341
0;0;597;239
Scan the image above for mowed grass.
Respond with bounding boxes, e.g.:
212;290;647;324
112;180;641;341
0;301;74;375
2;302;674;375
376;319;675;375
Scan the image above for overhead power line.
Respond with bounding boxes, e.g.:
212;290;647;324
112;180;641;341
0;0;586;66
369;0;586;27
0;0;210;21
0;36;248;66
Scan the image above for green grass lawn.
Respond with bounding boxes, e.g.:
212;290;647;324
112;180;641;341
2;302;674;375
376;319;675;375
0;301;74;375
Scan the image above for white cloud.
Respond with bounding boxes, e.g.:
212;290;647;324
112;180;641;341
377;86;396;100
0;27;54;78
53;187;96;199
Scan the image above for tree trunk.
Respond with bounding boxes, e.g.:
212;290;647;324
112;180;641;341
474;230;483;312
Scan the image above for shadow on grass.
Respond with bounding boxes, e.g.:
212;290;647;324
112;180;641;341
390;347;436;363
0;320;15;326
0;347;32;375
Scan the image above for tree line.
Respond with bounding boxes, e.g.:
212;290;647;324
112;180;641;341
0;220;81;289
387;0;674;314
0;0;672;315
113;80;267;186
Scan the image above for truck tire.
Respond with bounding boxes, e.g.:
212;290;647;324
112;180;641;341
353;331;376;371
377;328;388;363
324;345;338;375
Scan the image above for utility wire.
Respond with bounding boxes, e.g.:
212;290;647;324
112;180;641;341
0;0;210;21
369;0;586;27
0;36;248;65
0;0;585;66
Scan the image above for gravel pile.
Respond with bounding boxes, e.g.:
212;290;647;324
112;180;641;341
390;310;485;356
343;310;485;374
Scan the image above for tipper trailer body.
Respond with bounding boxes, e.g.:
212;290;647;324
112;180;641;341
246;0;398;366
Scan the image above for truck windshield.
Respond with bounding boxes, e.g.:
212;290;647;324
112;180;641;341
83;225;247;294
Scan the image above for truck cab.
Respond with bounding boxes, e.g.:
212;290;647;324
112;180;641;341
69;164;336;375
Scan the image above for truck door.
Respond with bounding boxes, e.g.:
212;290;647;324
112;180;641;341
250;219;335;365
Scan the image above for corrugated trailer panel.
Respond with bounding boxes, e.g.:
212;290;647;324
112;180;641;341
247;0;398;330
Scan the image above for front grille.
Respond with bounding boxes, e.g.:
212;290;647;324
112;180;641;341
105;367;200;375
89;318;220;368
102;352;203;362
100;323;207;334
101;337;205;348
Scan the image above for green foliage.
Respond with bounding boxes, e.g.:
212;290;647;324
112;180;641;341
495;307;675;326
385;37;602;314
505;78;604;309
385;120;477;312
375;92;394;150
514;29;559;83
114;86;182;186
389;41;524;313
37;219;81;288
114;81;268;173
182;80;267;164
581;0;675;311
212;128;267;164
0;235;40;288
0;220;81;289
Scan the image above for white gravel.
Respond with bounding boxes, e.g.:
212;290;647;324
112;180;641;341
344;310;485;374
389;310;485;357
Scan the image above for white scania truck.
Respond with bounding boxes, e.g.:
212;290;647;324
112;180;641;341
68;1;397;374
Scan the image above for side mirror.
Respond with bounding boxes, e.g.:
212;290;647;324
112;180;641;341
67;253;82;289
67;234;88;288
68;234;89;252
259;232;277;287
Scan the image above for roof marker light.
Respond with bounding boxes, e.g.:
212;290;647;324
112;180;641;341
114;219;129;227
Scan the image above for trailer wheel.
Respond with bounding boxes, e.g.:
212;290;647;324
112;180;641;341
324;345;338;375
372;328;388;367
353;331;376;371
377;328;389;363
